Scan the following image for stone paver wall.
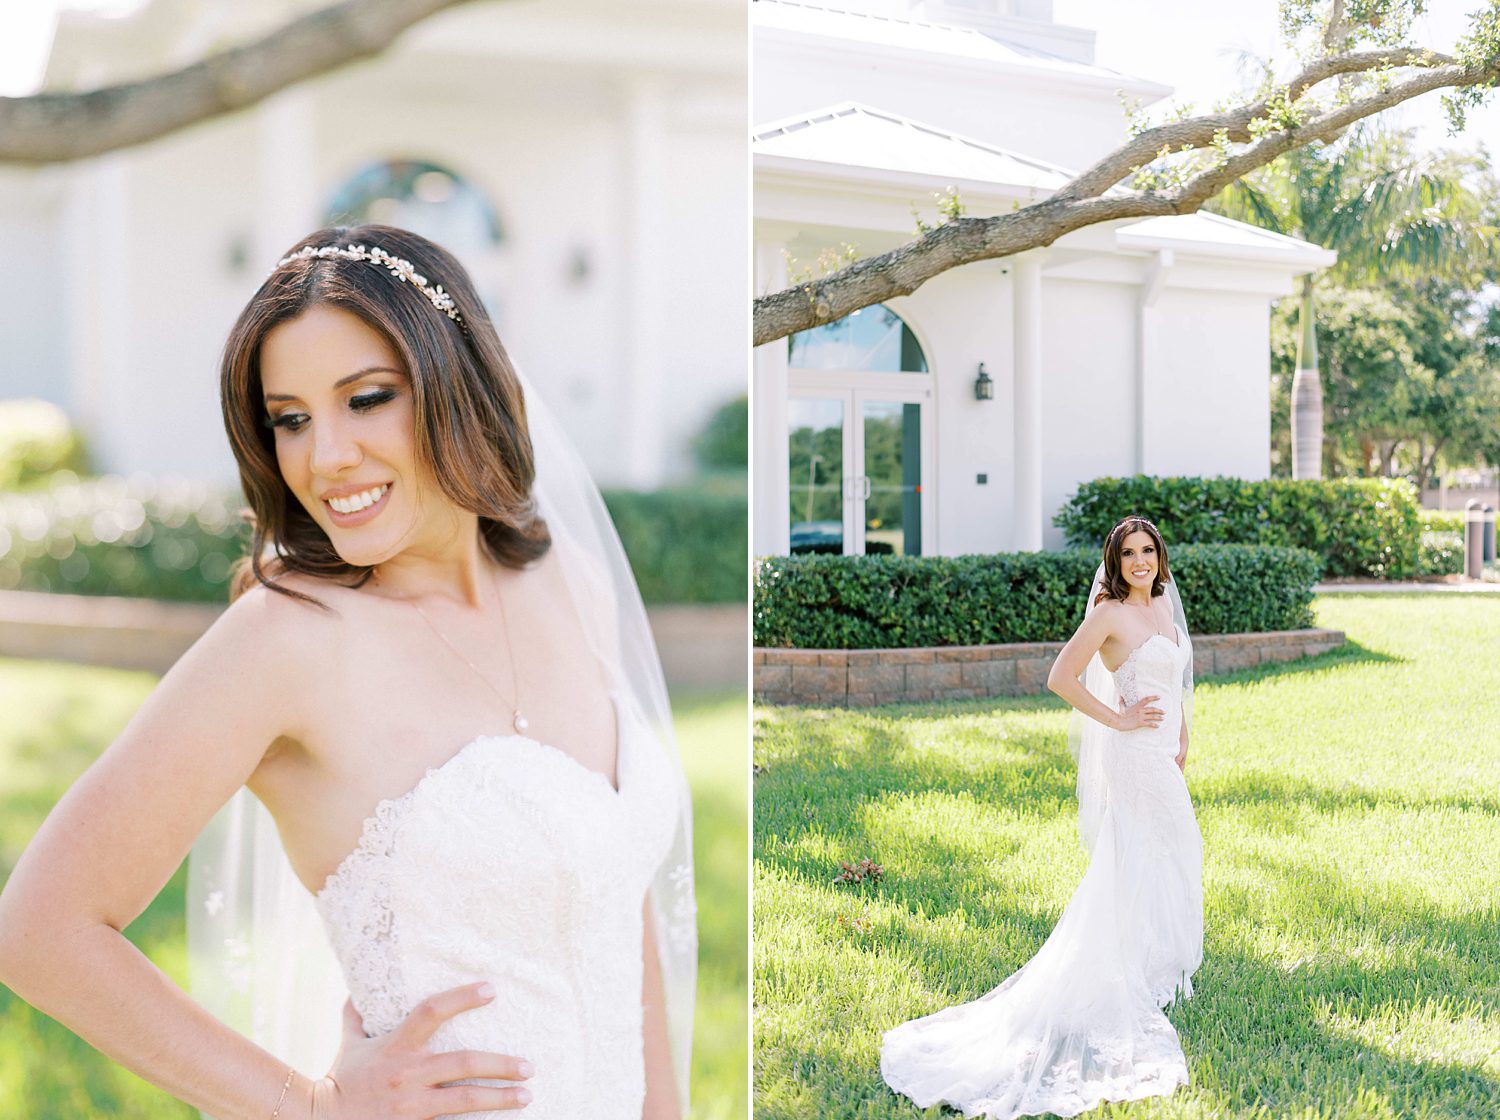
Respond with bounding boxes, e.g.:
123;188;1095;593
754;628;1345;707
0;589;746;688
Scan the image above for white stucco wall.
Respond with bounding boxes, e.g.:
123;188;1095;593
1040;277;1138;551
0;171;69;407
1141;285;1273;481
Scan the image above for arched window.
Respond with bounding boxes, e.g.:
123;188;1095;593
787;305;927;372
324;159;503;252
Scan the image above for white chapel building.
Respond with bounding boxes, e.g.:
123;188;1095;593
752;0;1335;557
0;0;745;491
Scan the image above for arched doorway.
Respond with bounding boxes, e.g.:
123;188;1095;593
785;305;933;556
323;158;504;307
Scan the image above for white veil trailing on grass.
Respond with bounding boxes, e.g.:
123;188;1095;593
186;373;697;1114
1066;562;1192;852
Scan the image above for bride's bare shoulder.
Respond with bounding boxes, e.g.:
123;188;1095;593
202;570;368;671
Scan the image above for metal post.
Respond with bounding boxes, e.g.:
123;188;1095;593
1484;504;1496;566
1465;499;1484;578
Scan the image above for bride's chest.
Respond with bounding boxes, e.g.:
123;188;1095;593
316;719;680;929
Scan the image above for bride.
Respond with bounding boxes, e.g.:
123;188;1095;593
0;226;696;1120
881;515;1203;1118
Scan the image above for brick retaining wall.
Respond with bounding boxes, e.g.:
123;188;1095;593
753;628;1345;707
0;590;747;688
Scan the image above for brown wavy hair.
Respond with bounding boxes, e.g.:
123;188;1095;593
221;224;550;606
1093;516;1171;605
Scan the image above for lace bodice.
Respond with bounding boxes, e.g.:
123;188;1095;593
1109;624;1187;713
313;693;678;1119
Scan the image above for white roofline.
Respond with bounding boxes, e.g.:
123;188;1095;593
754;100;1079;187
754;1;1173;103
1116;212;1338;270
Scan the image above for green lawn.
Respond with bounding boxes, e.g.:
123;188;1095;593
754;595;1500;1120
0;662;747;1120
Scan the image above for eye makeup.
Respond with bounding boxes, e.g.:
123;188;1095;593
262;386;399;431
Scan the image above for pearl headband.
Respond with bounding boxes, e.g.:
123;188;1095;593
274;243;464;326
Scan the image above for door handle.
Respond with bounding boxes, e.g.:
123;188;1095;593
861;476;872;499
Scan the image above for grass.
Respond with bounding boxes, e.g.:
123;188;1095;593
753;595;1500;1120
0;661;747;1120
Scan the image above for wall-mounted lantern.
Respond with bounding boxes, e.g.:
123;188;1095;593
974;362;994;401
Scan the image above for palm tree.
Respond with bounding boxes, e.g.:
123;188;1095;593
1212;127;1487;479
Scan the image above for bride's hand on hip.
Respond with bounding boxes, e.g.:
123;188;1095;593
312;983;533;1118
1115;694;1163;731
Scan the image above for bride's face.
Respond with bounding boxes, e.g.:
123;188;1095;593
260;304;460;568
1118;530;1159;592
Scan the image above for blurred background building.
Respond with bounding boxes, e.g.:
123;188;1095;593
0;0;747;491
752;0;1334;557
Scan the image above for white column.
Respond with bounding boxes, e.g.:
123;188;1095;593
1135;249;1172;474
754;240;791;555
63;155;131;473
1012;255;1043;552
253;88;318;269
620;77;668;488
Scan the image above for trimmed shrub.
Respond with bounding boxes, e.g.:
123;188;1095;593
693;395;748;476
753;544;1321;649
1420;510;1463;534
601;487;746;604
1418;533;1464;577
0;477;248;601
0;479;746;606
1416;512;1464;578
0;400;89;491
1054;475;1420;580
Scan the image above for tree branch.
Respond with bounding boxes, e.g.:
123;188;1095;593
754;48;1499;347
1055;47;1451;202
0;0;485;164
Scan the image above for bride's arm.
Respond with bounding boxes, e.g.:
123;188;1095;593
0;586;330;1120
640;898;681;1120
1046;604;1160;730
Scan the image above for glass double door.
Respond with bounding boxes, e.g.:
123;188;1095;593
787;387;927;556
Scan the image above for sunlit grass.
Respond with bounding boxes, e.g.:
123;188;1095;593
0;661;748;1120
754;595;1500;1119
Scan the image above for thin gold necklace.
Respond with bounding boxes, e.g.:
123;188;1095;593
401;575;529;734
1125;595;1171;639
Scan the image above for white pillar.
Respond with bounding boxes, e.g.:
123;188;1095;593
63;155;131;473
1012;255;1043;551
620;77;668;488
253;88;318;269
754;240;791;555
1135;249;1172;474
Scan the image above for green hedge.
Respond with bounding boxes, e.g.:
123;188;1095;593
0;478;746;606
753;544;1321;649
600;487;746;604
1054;475;1420;580
0;478;248;601
0;400;88;491
1420;510;1463;534
1418;531;1464;577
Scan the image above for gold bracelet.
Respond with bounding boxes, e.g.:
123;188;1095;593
269;1066;296;1119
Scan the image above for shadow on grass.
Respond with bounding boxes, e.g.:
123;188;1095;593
756;696;1500;1118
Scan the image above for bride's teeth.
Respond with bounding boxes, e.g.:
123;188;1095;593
329;484;387;515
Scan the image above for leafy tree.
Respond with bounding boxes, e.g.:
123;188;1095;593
1214;127;1489;477
1269;277;1500;486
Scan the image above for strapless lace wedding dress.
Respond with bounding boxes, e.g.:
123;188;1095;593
881;626;1203;1118
313;693;678;1119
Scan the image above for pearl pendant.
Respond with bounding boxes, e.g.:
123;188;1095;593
513;711;529;733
